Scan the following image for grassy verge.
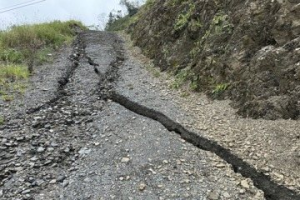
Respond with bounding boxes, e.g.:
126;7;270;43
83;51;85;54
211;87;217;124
0;64;30;101
0;20;86;65
0;20;86;101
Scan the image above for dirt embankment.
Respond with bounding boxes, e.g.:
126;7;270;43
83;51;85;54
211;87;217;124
129;0;300;120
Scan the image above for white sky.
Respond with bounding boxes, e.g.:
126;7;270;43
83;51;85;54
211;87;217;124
0;0;144;30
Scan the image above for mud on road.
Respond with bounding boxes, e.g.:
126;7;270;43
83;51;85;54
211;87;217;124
0;31;299;200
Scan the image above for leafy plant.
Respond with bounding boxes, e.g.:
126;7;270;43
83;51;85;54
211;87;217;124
212;83;229;97
0;48;24;64
171;69;190;89
174;13;190;31
174;3;195;31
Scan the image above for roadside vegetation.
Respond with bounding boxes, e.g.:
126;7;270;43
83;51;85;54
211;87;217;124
0;20;86;104
106;0;151;31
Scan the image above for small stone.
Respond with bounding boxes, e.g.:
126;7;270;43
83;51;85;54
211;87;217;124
0;190;3;197
79;147;91;155
37;147;45;153
64;147;70;153
181;179;191;184
241;180;250;189
44;160;52;165
223;192;230;198
14;166;23;171
44;124;51;129
16;136;25;141
84;177;91;183
30;156;38;161
148;168;156;175
57;175;66;182
208;190;219;200
22;189;31;194
274;172;284;180
139;183;146;191
47;147;54;152
121;157;130;163
94;142;100;146
215;163;226;168
239;189;246;194
261;167;270;172
36;179;45;186
62;180;69;187
4;142;13;147
49;179;57;184
51;142;59;147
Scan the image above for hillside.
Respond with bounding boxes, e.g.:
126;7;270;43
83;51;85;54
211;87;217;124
126;0;300;120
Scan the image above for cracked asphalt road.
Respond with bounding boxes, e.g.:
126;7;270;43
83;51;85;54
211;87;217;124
0;31;298;200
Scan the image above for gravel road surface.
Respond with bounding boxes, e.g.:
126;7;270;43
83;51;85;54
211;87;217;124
0;31;299;200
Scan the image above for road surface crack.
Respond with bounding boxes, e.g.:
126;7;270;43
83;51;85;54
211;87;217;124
26;33;85;114
86;34;300;200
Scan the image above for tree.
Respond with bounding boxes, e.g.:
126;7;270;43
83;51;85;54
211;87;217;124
107;12;115;28
120;0;139;16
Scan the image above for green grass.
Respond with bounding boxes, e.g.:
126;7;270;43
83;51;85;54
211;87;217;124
212;83;229;97
0;64;30;99
0;20;86;101
145;63;161;78
35;47;54;65
174;2;195;31
0;20;86;65
0;64;30;80
0;116;4;125
1;94;14;101
171;69;190;89
0;20;85;49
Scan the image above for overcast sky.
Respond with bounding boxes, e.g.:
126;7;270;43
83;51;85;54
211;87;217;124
0;0;144;30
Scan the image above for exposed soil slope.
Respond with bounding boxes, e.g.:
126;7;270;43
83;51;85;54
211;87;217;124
129;0;300;120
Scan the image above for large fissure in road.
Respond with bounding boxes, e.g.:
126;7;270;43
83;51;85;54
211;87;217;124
109;92;299;200
1;31;299;199
85;32;300;200
0;31;103;199
26;33;86;114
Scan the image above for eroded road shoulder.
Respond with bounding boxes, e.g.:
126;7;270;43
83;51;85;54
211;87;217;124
0;31;297;200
